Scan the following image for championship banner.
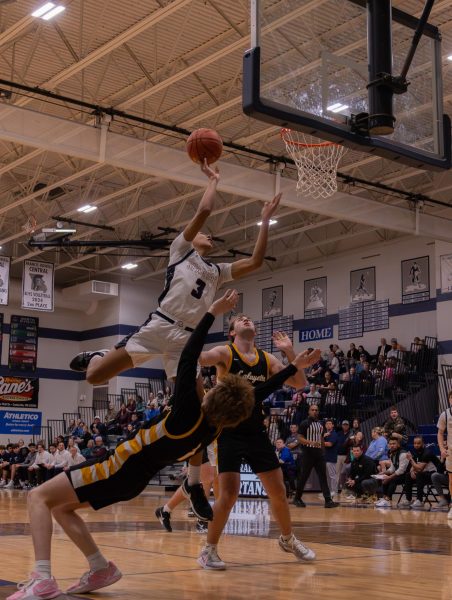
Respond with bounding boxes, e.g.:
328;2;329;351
0;409;41;436
22;259;54;312
9;315;39;372
0;376;39;408
0;256;10;306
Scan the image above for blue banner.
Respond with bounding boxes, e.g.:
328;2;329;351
0;410;42;435
299;326;334;342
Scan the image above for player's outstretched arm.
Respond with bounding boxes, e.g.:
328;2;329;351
183;159;220;242
230;193;281;279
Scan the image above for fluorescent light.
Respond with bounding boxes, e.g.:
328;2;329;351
327;102;342;111
77;204;97;213
257;219;277;226
448;55;452;61
31;2;55;17
122;263;138;270
42;228;76;233
41;5;65;20
327;103;349;114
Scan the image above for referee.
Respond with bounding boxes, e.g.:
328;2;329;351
293;404;339;508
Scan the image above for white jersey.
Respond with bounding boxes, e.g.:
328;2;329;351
437;408;452;472
158;233;233;328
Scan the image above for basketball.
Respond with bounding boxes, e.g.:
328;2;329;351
186;128;223;165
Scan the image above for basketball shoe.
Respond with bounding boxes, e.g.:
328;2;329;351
181;478;213;521
278;534;316;561
155;506;172;532
7;573;62;600
69;350;109;372
197;545;226;570
196;519;208;534
66;561;122;594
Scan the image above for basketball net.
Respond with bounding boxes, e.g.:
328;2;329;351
22;214;38;234
281;129;346;199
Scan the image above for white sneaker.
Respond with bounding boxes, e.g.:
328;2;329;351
0;479;6;487
437;497;449;508
411;499;424;509
375;498;391;508
345;494;356;502
197;545;226;570
278;534;316;561
398;499;412;507
447;507;452;520
4;480;14;489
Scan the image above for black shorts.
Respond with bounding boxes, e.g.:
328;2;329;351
217;430;280;474
67;453;163;511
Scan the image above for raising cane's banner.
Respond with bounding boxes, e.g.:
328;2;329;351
0;376;39;408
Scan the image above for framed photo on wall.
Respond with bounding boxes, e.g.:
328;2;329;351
401;256;430;304
440;253;452;294
350;267;376;303
223;293;243;335
262;285;283;318
304;277;327;319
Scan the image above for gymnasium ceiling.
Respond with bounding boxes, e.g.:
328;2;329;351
1;0;452;287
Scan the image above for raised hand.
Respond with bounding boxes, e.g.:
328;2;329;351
201;158;220;183
272;331;293;355
261;192;282;222
293;348;322;370
209;289;239;316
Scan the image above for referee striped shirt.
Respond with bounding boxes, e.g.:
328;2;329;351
298;418;324;449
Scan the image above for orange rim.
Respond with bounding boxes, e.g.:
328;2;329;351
281;128;343;148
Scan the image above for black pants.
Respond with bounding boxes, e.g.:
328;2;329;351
404;471;433;501
382;474;405;499
346;478;378;497
295;449;331;501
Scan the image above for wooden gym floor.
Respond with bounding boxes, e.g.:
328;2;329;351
0;489;450;600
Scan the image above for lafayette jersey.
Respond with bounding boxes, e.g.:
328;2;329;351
158;233;233;328
222;342;271;435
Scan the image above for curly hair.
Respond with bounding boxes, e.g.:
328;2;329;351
201;373;255;428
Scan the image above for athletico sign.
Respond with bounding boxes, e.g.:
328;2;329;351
0;410;42;435
0;376;39;408
299;327;333;342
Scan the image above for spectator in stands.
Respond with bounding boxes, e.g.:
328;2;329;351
125;395;137;414
104;402;117;425
91;436;108;461
357;345;371;362
306;354;325;385
387;338;404;362
359;362;375;394
64;446;86;470
163;385;172;403
81;439;95;459
66;437;79;451
90;416;107;441
350;418;361;437
329;351;340;381
135;395;145;419
64;419;77;437
156;391;165;406
75;423;91;450
383;407;407;444
47;441;71;480
355;354;368;374
17;443;37;489
323;382;346;422
345;446;378;501
286;423;302;462
347;343;360;363
3;444;25;489
0;444;13;486
375;437;409;507
336;420;352;495
366;427;389;465
275;438;296;497
375;337;391;361
303;383;322;406
400;436;442;508
323;419;339;498
319;369;334;392
129;413;141;431
28;443;52;487
144;400;160;421
42;444;57;475
116;403;131;433
72;419;85;439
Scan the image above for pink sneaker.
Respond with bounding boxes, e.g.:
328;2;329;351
66;561;122;594
7;573;62;600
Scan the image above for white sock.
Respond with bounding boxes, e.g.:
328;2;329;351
87;550;109;572
188;464;201;486
34;560;51;579
281;533;293;542
163;504;171;514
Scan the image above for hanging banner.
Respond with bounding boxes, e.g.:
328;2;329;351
0;256;10;306
22;260;54;312
0;376;39;407
0;410;42;435
9;315;39;372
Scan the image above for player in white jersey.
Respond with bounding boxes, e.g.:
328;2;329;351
437;390;452;520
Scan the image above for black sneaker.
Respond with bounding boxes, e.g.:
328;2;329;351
181;478;213;521
155;506;172;532
325;500;340;508
292;498;306;508
196;519;208;534
69;349;109;372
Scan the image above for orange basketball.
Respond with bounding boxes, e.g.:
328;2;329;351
186;128;223;165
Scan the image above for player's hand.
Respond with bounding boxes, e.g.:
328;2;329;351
441;448;448;460
201;158;220;183
260;192;281;223
272;330;292;354
209;289;238;316
292;348;322;370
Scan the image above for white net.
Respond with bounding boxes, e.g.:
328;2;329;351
281;129;346;199
22;214;38;234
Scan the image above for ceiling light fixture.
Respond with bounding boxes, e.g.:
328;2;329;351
122;263;138;270
448;55;452;61
257;219;277;226
77;204;97;213
31;2;65;20
327;103;349;113
42;228;76;233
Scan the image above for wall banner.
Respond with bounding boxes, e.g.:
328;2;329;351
0;376;39;408
0;409;42;435
0;256;10;306
22;260;54;312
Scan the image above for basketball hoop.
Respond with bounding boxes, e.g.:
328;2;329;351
22;214;38;235
281;129;346;199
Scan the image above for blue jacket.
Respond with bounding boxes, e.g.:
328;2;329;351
366;436;389;461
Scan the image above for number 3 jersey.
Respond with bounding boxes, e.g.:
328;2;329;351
158;233;233;328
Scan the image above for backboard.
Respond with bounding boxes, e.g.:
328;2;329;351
243;0;451;170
